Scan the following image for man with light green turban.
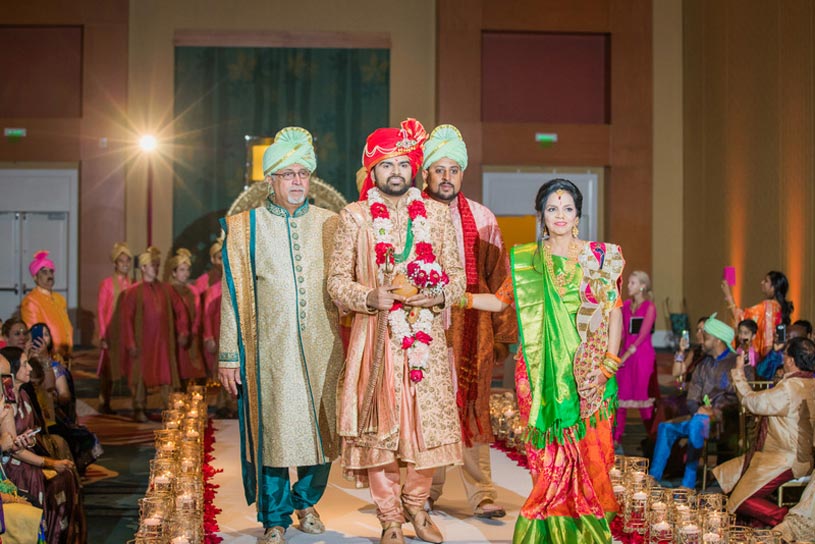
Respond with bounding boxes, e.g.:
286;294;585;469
650;312;754;488
218;126;343;543
421;124;518;518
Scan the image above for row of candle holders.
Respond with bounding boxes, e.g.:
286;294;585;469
489;393;785;544
613;456;783;544
132;386;209;544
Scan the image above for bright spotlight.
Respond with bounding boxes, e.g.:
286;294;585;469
139;134;158;152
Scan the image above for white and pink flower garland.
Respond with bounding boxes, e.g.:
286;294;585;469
368;187;449;383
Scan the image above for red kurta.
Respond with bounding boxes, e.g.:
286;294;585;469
170;282;207;380
201;279;222;375
120;281;188;388
96;274;134;375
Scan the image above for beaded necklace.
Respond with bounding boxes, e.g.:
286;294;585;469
542;241;581;297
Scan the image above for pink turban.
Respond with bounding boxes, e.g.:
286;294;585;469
29;250;55;277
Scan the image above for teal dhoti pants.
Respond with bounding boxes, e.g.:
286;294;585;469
257;463;332;529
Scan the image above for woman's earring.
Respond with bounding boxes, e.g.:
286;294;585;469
572;224;579;238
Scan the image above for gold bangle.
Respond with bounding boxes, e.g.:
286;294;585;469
600;366;614;379
602;359;619;373
604;351;621;364
465;293;474;310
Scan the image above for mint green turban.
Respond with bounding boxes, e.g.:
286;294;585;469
704;312;735;348
422;124;468;171
262;127;317;175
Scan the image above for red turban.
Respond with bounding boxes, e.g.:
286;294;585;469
359;118;428;200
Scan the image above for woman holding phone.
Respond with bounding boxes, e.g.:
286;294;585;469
722;270;794;356
0;346;86;544
614;271;657;448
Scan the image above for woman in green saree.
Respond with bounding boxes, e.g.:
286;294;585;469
467;179;625;543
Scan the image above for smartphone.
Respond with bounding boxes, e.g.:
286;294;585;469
25;427;41;438
1;373;15;404
681;329;690;348
30;326;44;346
776;324;787;344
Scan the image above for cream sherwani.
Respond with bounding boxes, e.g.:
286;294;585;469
713;367;815;512
327;191;466;471
219;199;343;504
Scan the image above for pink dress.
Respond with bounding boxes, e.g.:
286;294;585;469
614;299;656;442
96;274;134;375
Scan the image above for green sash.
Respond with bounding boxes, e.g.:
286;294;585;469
511;242;584;447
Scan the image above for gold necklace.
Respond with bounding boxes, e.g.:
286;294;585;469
542;241;581;296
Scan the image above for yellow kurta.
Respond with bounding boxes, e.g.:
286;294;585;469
20;287;73;357
327;191;466;471
713;367;815;512
219;200;343;474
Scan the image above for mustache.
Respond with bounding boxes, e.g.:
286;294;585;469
387;175;406;183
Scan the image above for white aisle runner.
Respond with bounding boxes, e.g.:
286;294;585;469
212;420;532;543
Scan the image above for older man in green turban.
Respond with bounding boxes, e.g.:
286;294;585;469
421;124;517;518
219;127;343;544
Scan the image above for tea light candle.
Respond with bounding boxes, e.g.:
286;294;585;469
142;516;162;527
185;430;199;439
703;533;721;543
153;475;170;485
613;484;625;494
680;524;700;535
181;459;195;471
632;491;647;501
652;521;671;532
176;493;194;508
651;500;667;512
171;537;190;544
609;468;622;479
631;471;646;483
161;441;175;452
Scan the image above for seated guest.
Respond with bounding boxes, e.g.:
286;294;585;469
2;318;29;350
31;323;103;475
0;347;86;544
1;363;48;544
672;317;709;391
713;337;815;527
736;318;758;367
650;314;753;488
756;323;809;380
793;318;813;340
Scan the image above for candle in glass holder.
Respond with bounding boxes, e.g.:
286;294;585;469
678;523;701;544
649;520;672;544
176;492;195;509
153;474;170;485
142;516;162;527
702;533;721;543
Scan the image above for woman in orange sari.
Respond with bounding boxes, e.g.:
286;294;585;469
469;179;624;544
722;271;793;357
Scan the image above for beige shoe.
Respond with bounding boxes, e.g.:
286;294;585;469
296;506;325;534
380;521;405;544
404;505;444;543
258;526;285;543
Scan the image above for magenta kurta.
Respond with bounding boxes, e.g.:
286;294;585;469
96;274;134;375
617;299;656;409
120;281;188;388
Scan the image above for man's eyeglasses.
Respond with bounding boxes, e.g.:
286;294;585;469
273;170;311;182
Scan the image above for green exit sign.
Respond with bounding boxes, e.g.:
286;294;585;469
4;128;27;138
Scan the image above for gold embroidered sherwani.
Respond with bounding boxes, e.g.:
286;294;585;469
219;200;343;501
713;367;815;512
327;193;466;471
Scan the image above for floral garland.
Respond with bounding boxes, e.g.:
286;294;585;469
368;187;449;383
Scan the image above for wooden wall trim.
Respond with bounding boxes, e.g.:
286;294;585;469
173;29;391;48
481;123;611;166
